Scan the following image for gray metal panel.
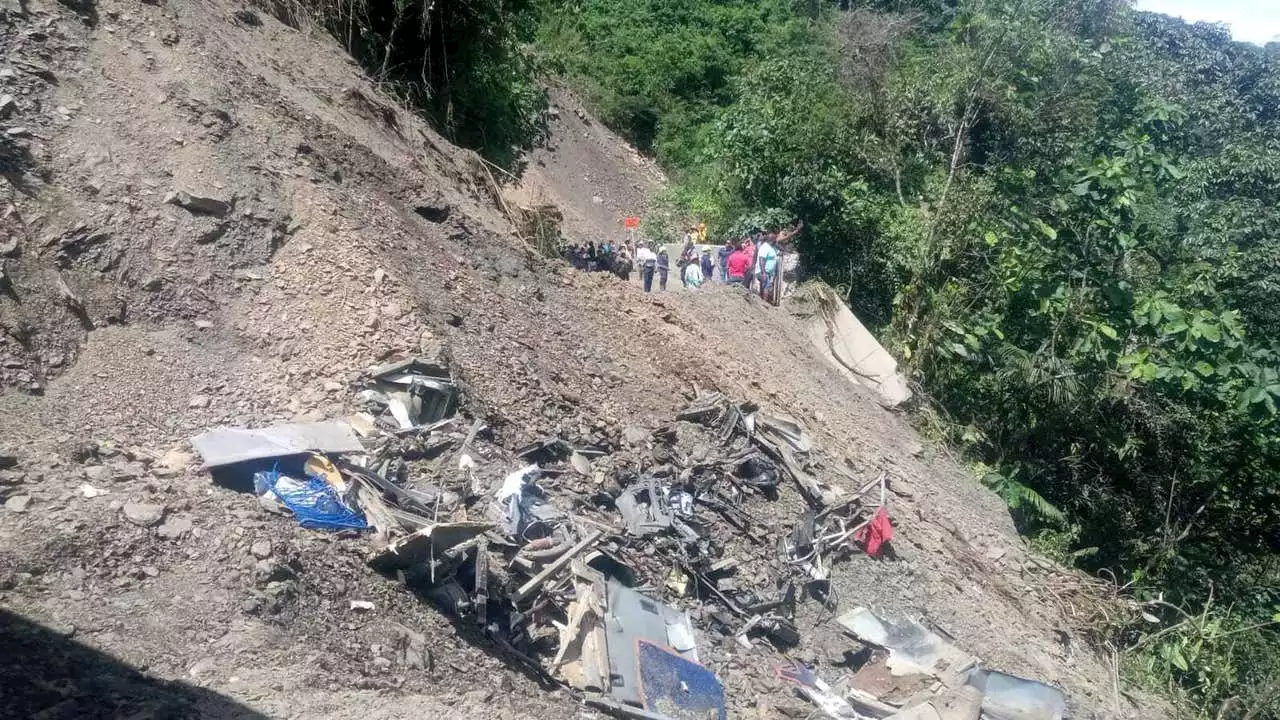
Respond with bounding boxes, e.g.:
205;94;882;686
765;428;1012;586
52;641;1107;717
191;422;366;468
603;579;697;707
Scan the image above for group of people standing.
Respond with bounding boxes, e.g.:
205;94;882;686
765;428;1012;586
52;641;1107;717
562;219;803;304
715;221;802;301
631;240;715;292
564;241;629;276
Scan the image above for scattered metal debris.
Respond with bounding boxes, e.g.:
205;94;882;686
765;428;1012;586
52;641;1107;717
775;659;870;719
837;607;977;686
965;669;1066;720
367;356;457;429
190;377;1065;720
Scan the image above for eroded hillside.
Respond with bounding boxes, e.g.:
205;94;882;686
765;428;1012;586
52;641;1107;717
0;1;1163;718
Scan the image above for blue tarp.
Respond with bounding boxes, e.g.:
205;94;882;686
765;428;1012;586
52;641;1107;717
254;466;367;531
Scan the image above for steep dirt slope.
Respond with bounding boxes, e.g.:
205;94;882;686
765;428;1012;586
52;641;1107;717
506;84;665;244
0;1;1159;719
0;1;586;716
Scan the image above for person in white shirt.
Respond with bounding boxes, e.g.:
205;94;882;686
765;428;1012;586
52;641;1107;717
635;243;658;293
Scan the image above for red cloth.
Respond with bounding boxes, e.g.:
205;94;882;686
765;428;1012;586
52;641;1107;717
726;250;751;278
854;507;893;558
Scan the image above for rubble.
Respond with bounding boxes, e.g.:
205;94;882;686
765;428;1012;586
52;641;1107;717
182;361;1061;719
776;659;870;719
250;539;272;558
837;607;976;686
366;356;456;429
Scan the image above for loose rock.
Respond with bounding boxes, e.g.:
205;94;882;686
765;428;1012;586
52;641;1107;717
156;449;194;477
122;502;165;527
164;190;232;217
157;516;194;540
5;494;31;513
622;426;649;448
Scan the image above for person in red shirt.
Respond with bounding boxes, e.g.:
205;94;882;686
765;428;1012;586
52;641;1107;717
725;243;751;286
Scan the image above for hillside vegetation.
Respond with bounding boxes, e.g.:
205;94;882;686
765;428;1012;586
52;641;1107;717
306;0;1280;715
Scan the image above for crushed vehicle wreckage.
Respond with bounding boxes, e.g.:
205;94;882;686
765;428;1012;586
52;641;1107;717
188;356;1066;720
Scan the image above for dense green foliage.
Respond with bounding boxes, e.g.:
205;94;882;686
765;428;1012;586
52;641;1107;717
302;0;547;168
535;0;1280;715
536;0;822;166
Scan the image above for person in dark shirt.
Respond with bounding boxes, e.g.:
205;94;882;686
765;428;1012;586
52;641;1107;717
599;241;614;274
700;251;714;283
656;248;671;291
614;244;633;281
717;241;734;283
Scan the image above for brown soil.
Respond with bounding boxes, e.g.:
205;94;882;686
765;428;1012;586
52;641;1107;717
506;84;665;245
0;1;1166;718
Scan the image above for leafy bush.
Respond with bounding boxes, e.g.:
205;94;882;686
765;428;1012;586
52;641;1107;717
301;0;547;169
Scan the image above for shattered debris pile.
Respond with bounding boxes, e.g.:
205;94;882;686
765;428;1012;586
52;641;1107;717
189;360;1062;720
